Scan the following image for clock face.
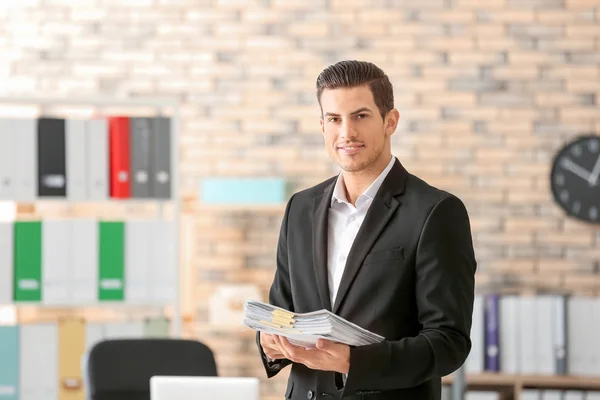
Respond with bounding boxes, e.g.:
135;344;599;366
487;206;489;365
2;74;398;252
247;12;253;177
550;135;600;224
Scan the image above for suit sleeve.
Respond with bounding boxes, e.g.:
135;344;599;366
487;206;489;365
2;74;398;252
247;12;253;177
256;193;295;378
340;194;477;397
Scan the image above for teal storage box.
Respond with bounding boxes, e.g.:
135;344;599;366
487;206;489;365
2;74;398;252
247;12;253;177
200;178;288;205
0;325;19;400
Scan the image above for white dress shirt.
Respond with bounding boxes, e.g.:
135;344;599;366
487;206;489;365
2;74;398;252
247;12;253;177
327;155;396;307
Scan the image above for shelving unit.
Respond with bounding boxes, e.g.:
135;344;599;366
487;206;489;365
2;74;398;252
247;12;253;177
443;373;600;399
0;95;183;336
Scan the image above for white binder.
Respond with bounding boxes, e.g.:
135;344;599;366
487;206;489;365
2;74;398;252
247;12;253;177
521;390;542;400
70;219;98;304
519;295;538;374
84;323;105;352
14;118;37;201
536;295;555;375
86;119;108;200
125;219;152;304
0;119;16;200
42;220;70;305
150;220;176;305
0;222;13;305
104;321;144;339
564;391;585;400
20;323;58;400
591;298;600;375
568;296;585;375
466;294;483;373
542;390;564;400
499;295;519;373
66;119;87;201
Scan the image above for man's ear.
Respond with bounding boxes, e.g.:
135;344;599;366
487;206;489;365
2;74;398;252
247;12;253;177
320;117;325;134
385;109;400;136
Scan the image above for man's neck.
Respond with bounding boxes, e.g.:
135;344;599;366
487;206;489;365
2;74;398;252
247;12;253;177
342;155;392;206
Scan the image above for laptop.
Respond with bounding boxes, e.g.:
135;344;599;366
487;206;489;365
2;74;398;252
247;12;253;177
150;376;260;400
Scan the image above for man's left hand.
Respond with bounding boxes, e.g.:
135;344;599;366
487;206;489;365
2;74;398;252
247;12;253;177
273;335;350;374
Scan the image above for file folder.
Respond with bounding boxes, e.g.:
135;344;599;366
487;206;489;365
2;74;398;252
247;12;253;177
0;222;13;304
42;219;70;305
86;119;109;200
125;219;152;304
14;221;42;302
466;294;484;373
38;117;67;197
150;220;175;305
84;322;105;352
70;219;98;305
108;117;130;198
20;323;58;400
130;117;152;198
104;321;144;339
14;118;37;201
150;117;171;199
66;119;87;201
0;325;19;400
144;316;169;337
0;119;15;199
98;221;125;301
58;319;85;400
499;295;519;373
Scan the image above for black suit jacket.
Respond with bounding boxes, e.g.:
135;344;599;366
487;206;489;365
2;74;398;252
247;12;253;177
257;158;477;400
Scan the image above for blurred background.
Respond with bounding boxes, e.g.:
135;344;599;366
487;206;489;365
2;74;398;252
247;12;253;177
0;0;599;400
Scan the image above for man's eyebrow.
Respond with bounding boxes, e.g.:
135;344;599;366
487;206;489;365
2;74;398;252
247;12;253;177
324;107;373;117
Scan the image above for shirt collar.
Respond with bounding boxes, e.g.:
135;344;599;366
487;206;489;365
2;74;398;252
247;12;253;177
331;155;396;208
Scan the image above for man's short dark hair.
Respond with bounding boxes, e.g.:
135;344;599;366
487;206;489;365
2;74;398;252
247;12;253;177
315;60;394;120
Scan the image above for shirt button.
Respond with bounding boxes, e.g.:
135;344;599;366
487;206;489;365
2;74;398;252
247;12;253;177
307;390;314;399
339;255;346;262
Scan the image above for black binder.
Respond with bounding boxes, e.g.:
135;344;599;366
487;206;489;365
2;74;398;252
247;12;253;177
37;117;67;197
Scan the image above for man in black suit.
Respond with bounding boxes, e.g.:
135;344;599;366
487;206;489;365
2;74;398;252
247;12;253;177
256;60;477;399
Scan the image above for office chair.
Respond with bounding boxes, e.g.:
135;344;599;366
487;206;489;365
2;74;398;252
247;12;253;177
84;338;218;400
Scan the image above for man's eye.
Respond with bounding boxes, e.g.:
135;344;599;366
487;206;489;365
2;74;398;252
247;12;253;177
329;117;339;123
357;114;368;119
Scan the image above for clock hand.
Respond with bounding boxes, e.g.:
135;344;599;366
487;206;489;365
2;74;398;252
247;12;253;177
561;158;593;182
588;155;600;186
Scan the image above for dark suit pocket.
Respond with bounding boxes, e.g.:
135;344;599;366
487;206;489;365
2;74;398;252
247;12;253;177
285;380;294;399
363;247;404;265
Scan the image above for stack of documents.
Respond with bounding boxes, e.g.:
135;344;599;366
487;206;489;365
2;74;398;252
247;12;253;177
243;300;385;348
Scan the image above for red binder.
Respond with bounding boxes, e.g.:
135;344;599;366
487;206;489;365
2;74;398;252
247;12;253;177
109;116;131;198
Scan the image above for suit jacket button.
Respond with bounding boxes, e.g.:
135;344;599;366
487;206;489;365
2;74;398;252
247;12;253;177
307;390;314;399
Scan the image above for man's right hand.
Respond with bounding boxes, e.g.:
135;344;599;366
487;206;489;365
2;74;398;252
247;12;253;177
260;332;286;361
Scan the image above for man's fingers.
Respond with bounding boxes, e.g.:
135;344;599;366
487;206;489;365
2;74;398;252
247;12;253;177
278;336;313;362
316;338;343;356
273;335;294;361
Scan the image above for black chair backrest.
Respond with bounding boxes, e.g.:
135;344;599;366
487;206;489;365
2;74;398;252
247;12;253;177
85;338;217;400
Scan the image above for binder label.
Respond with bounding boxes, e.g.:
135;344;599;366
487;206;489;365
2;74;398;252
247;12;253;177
42;175;65;188
157;171;169;183
100;279;122;290
18;279;39;290
0;385;16;395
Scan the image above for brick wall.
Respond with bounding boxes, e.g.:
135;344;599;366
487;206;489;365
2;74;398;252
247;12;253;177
2;0;600;398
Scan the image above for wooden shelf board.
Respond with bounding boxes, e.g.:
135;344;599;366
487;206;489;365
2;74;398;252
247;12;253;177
443;373;600;390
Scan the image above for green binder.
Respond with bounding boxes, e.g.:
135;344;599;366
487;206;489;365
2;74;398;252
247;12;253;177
98;221;125;301
144;316;169;337
13;221;42;302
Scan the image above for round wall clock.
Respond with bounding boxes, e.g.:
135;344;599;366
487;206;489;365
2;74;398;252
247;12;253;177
550;135;600;224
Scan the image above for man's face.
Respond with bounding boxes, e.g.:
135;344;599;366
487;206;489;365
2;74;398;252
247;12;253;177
319;85;397;173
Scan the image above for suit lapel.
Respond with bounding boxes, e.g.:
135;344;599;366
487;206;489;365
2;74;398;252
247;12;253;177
312;181;335;311
332;159;408;314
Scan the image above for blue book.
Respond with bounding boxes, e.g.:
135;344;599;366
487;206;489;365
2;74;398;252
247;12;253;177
484;293;500;371
0;325;19;400
200;177;288;205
